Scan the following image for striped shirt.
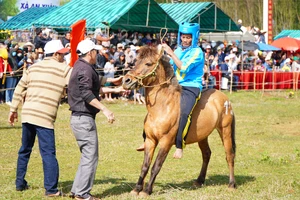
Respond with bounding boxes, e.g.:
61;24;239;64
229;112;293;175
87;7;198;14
10;57;71;129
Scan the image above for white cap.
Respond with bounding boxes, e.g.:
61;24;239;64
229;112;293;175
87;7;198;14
117;43;123;48
44;40;69;54
232;47;238;52
101;41;110;48
206;45;211;49
24;42;35;49
130;45;136;51
77;39;102;54
228;54;236;59
225;56;230;61
238;19;242;24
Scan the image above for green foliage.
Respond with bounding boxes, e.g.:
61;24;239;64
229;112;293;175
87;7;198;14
0;91;300;199
59;0;71;6
155;0;299;37
296;148;300;158
259;152;271;163
0;0;19;21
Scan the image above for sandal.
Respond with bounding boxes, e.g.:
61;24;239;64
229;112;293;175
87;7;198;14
136;143;145;151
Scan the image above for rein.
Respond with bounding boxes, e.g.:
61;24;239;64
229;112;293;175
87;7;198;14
160;28;168;44
127;48;174;88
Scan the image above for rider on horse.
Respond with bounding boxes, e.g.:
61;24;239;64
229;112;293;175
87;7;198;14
137;22;205;159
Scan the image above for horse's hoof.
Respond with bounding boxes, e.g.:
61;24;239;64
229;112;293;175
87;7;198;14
139;191;149;198
228;182;237;190
193;181;203;188
130;190;139;196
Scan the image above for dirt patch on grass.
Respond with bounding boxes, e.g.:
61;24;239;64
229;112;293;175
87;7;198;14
272;121;300;136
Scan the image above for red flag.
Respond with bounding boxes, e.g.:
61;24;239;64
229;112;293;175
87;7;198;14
70;19;86;67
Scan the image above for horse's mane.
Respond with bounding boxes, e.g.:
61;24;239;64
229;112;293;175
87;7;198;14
138;46;181;91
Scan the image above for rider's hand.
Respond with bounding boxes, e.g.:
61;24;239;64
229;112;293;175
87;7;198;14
162;43;173;55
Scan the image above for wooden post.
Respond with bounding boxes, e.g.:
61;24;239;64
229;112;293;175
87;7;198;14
254;69;257;92
219;70;221;90
230;70;233;94
261;68;267;97
272;69;275;91
134;89;136;105
293;71;296;91
296;72;299;93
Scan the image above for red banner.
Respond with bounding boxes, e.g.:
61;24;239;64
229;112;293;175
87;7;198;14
268;0;273;44
70;19;86;67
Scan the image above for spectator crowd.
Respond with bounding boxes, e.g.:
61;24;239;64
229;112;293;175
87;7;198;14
1;24;300;105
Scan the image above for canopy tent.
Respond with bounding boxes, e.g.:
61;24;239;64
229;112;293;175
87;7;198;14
274;30;300;40
159;2;240;32
201;31;255;42
0;19;4;24
33;0;179;32
271;37;300;51
257;43;280;51
237;41;258;51
0;7;57;30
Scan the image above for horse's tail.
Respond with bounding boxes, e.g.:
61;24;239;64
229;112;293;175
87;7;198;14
231;112;236;154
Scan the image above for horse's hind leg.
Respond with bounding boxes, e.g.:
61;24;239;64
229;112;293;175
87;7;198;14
218;116;236;188
195;138;211;187
131;138;157;196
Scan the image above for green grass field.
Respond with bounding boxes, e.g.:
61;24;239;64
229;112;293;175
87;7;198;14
0;90;299;200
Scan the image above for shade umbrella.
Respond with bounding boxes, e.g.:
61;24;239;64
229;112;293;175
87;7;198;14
237;41;259;51
257;43;281;51
270;37;300;51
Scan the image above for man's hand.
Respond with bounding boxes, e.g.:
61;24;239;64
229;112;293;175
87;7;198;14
8;111;18;126
115;86;126;93
102;108;115;124
108;76;123;85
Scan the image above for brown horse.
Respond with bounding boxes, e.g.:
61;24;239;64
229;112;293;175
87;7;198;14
122;45;236;197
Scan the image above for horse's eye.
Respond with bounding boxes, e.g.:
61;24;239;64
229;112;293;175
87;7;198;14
145;63;152;67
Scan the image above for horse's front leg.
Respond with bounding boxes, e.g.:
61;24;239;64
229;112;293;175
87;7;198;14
139;138;173;197
130;138;157;196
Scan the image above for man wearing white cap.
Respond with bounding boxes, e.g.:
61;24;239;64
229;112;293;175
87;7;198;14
8;40;70;197
68;39;115;200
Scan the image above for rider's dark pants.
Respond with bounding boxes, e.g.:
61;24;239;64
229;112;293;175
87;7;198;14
176;86;200;149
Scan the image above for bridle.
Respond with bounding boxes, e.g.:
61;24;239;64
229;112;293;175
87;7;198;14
127;48;174;88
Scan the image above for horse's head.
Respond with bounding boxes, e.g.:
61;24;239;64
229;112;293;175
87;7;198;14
122;45;164;90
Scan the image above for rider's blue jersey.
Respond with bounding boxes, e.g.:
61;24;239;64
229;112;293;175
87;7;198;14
170;46;204;90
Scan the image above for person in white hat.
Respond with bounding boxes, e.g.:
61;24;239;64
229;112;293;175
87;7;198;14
8;39;70;197
23;42;35;59
113;43;124;60
67;39;115;200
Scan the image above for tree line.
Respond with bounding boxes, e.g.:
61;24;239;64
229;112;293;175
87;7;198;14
1;0;299;37
157;0;300;36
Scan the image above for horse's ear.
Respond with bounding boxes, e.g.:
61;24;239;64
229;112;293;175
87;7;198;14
157;44;164;57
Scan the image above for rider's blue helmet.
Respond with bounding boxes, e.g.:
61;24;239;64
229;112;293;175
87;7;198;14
177;22;200;48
